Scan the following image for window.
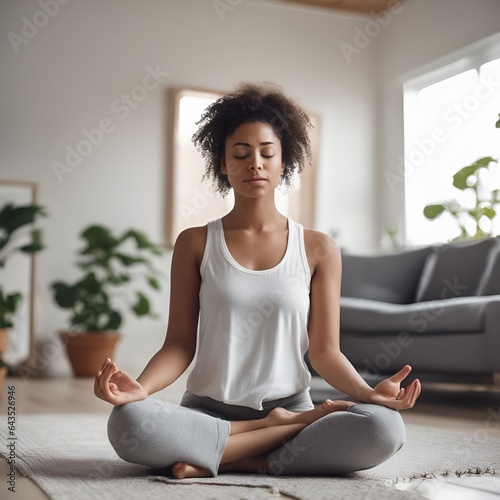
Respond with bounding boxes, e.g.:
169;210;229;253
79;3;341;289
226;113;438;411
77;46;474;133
403;34;500;246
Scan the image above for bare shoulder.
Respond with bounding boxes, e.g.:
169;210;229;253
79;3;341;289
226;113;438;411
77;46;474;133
175;225;207;246
303;228;341;274
173;225;208;268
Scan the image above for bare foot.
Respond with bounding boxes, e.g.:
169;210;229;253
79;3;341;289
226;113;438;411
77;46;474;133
319;399;357;414
264;407;296;427
171;461;212;479
265;399;356;427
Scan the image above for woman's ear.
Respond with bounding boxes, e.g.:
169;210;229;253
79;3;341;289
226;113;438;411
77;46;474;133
221;159;227;175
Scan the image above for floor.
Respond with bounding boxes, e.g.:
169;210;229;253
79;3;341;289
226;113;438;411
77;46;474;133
1;375;500;499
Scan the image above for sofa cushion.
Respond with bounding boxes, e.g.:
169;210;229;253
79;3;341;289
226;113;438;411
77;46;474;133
415;238;498;302
476;237;500;296
340;296;487;334
341;246;432;304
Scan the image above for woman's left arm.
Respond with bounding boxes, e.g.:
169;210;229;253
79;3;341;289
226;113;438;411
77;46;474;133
305;230;421;411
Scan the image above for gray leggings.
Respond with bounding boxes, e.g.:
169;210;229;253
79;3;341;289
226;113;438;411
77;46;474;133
107;389;405;477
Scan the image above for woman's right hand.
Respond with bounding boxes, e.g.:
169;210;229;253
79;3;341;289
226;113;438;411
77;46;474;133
94;358;148;406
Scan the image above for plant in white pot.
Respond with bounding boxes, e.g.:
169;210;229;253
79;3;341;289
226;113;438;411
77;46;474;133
0;202;46;393
51;224;164;377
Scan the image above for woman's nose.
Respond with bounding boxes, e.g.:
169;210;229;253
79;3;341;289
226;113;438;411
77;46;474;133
248;153;262;170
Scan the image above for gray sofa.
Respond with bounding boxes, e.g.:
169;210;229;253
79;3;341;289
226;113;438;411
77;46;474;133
308;237;500;400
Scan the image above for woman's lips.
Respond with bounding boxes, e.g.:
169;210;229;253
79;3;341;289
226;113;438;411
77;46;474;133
245;177;267;184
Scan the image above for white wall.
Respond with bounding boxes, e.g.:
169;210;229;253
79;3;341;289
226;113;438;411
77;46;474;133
374;0;500;247
0;0;377;375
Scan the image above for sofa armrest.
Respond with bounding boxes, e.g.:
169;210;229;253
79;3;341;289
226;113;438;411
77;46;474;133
485;299;500;371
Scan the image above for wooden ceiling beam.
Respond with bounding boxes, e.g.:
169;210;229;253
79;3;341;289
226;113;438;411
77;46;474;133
277;0;399;14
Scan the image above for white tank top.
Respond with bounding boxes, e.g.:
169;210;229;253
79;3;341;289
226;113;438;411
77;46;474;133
186;217;312;410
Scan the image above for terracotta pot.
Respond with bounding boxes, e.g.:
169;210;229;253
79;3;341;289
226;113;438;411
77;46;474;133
0;365;8;398
60;332;121;377
0;328;9;355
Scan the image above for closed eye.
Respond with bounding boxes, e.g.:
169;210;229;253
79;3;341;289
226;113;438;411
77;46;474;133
234;154;274;159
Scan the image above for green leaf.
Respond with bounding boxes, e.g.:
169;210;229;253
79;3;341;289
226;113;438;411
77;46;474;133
19;243;43;253
104;311;122;331
132;292;150;316
469;206;496;221
121;230;163;255
147;276;161;290
5;292;22;312
108;274;130;285
79;225;119;254
71;310;98;330
496;113;500;128
467;207;479;218
52;282;79;308
113;253;149;267
452;166;476;190
0;289;22;327
78;258;109;271
0;204;46;233
76;273;103;294
32;227;43;244
452;157;496;190
473;227;487;239
0;204;46;253
423;204;446;220
481;207;496;220
18;228;45;253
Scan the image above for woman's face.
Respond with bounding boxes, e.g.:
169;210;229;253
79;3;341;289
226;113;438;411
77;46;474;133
222;121;284;198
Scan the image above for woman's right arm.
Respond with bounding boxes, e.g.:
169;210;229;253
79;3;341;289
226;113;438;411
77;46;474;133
136;226;204;395
94;226;205;405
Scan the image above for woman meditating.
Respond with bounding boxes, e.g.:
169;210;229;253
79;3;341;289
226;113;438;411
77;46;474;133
94;82;421;479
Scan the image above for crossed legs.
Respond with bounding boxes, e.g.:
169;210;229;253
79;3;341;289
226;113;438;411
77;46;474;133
172;399;355;478
108;397;405;478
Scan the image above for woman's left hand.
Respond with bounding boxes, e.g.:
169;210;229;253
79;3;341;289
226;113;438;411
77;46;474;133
368;365;421;411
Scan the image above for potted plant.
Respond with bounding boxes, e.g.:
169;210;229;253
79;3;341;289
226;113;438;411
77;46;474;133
51;224;164;377
0;202;46;388
424;113;500;242
0;290;22;352
0;359;7;395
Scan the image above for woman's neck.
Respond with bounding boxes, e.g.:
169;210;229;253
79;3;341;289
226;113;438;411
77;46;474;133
223;194;287;232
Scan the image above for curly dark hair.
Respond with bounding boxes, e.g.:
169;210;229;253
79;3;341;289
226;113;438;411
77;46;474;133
192;82;313;196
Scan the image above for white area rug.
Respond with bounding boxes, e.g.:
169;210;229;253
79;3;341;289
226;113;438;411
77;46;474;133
0;413;498;499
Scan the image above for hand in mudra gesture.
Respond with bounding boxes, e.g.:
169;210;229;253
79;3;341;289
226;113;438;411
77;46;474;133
94;358;147;406
369;365;421;411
